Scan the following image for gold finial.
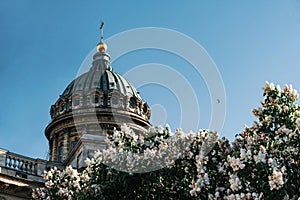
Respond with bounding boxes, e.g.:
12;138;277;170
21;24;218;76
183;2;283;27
97;21;107;52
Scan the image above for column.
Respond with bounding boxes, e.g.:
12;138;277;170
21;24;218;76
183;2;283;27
63;130;69;160
51;137;57;162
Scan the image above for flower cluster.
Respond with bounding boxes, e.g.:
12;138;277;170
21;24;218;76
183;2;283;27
32;165;103;199
33;82;300;199
99;124;197;173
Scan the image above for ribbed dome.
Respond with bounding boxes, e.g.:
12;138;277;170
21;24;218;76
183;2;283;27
49;50;150;122
61;66;141;100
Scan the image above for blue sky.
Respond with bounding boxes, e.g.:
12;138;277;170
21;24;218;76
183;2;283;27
1;0;300;159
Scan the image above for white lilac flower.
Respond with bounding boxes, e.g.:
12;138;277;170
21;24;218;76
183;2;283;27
259;145;266;153
264;81;275;93
253;150;266;164
218;164;225;173
203;173;210;185
228;194;235;200
277;126;293;137
32;188;47;199
240;148;247;160
245;193;252;199
189;180;200;196
208;193;215;200
228;155;245;171
289;131;296;138
267;158;277;168
265;115;273;123
276;84;281;91
270;82;275;90
94;150;102;159
268;167;284;190
229;174;242;191
252;108;262;117
296;118;300;130
283;84;299;100
57;187;68;196
80;173;90;182
43;170;53;180
85;158;93;166
157;125;164;133
214;191;220;198
283;106;289;113
45;180;54;188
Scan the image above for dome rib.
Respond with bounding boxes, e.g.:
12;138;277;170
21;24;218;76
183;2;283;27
114;73;125;95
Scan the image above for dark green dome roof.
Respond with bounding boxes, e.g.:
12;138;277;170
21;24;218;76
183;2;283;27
61;51;141;99
49;51;150;121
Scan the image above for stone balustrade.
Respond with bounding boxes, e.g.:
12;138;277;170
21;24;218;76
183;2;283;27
5;152;37;175
0;148;61;181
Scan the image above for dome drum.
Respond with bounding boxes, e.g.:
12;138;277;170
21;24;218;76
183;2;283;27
50;82;151;121
46;107;150;163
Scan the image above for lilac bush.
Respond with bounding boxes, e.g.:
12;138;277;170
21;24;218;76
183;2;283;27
33;82;300;199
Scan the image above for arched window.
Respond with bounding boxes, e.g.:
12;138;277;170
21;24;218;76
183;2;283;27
111;96;119;105
129;97;136;109
50;106;56;118
92;94;99;104
59;102;65;112
71;138;78;150
72;96;80;107
59;144;64;162
143;103;149;114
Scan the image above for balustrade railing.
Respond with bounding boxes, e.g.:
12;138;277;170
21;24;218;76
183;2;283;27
5;153;36;174
0;148;60;179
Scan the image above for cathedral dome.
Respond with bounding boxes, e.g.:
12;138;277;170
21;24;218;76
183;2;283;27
45;23;151;163
49;49;150;122
60;54;142;104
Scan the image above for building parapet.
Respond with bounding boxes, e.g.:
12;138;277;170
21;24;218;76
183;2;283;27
0;148;61;182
